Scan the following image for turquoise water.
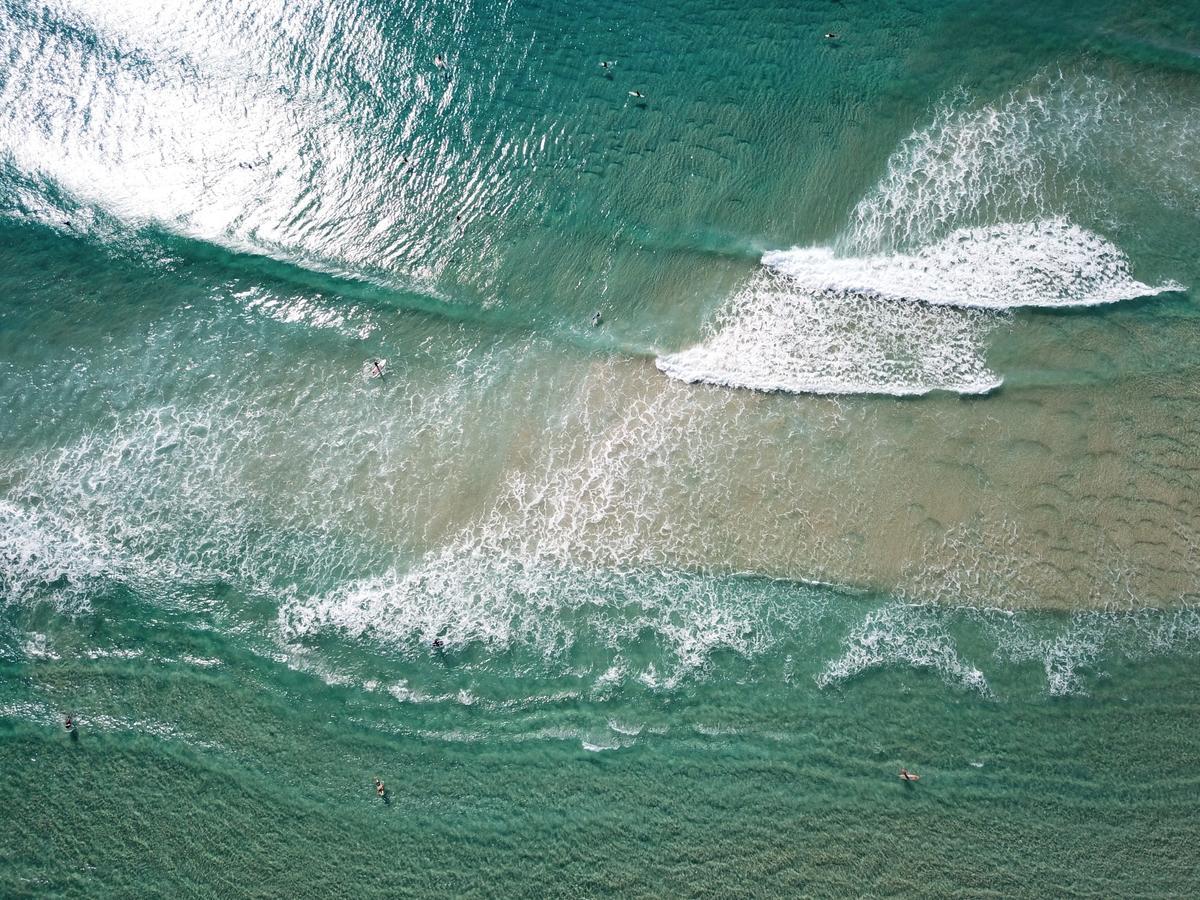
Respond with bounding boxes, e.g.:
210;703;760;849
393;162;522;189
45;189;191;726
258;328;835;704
3;0;1200;895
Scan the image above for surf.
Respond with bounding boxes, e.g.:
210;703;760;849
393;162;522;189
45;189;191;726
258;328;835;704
658;70;1193;398
763;219;1183;311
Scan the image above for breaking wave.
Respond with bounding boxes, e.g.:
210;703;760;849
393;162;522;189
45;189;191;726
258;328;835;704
655;272;1003;397
764;219;1182;311
847;72;1200;252
659;71;1190;398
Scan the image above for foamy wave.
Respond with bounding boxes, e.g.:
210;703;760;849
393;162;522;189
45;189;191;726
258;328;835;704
816;604;991;694
765;220;1181;310
0;500;137;609
847;71;1200;251
659;70;1190;400
656;270;1003;397
986;607;1200;697
278;552;793;691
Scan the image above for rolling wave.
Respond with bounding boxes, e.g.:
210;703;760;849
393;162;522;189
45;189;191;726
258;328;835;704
660;70;1192;398
764;219;1182;311
655;272;1004;397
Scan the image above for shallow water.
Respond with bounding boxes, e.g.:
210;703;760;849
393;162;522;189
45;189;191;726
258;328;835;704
3;0;1200;895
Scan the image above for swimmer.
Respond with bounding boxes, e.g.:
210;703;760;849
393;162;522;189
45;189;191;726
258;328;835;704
591;311;602;327
64;715;74;732
600;60;612;69
374;777;386;797
899;768;920;782
628;90;644;98
432;638;445;650
824;32;839;39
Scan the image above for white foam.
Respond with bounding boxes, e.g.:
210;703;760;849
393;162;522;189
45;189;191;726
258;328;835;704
847;72;1200;251
278;551;783;689
85;647;144;661
22;633;60;660
765;219;1182;310
985;607;1200;697
0;500;133;609
657;217;1180;398
178;654;222;668
816;604;991;694
656;269;1003;397
274;369;835;688
659;69;1191;399
581;731;633;752
975;609;1109;697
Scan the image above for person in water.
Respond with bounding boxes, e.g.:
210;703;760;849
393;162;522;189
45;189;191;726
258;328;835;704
824;32;838;39
434;54;446;68
64;715;73;731
899;768;919;782
371;360;384;378
591;311;602;327
432;638;444;650
374;777;386;797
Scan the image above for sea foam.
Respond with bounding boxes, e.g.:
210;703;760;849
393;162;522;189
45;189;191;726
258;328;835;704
659;70;1190;398
655;272;1004;397
816;603;992;694
764;219;1181;311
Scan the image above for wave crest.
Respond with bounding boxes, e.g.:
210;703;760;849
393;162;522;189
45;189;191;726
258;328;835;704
765;219;1181;310
656;271;1003;397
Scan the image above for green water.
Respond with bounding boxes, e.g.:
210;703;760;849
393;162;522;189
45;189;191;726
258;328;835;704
3;0;1200;895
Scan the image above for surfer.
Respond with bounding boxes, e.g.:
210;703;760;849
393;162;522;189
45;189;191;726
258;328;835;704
824;32;838;39
591;311;602;327
899;768;919;782
628;90;644;98
64;715;74;732
434;53;446;69
374;777;386;798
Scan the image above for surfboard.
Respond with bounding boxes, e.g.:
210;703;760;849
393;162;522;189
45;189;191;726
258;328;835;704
363;359;386;379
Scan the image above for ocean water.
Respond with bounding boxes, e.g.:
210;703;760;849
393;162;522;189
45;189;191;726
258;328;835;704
3;0;1200;895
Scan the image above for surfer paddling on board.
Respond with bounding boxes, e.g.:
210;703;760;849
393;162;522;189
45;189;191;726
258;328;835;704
628;90;645;98
364;359;386;380
899;768;919;782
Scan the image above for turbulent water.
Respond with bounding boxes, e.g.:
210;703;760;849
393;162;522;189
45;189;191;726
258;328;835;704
3;0;1200;896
